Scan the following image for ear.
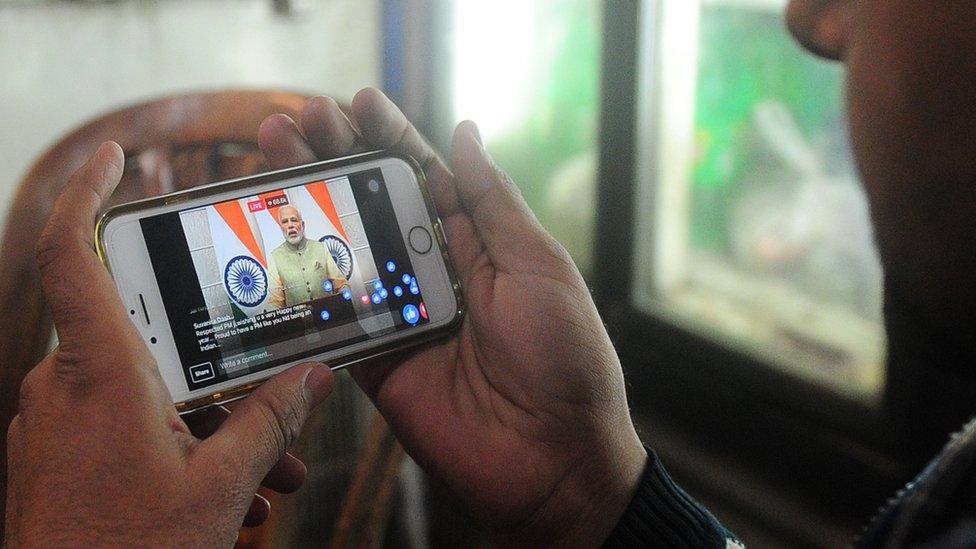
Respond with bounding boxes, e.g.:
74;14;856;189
786;0;851;60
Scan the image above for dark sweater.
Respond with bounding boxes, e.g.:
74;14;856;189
604;448;740;548
606;420;976;548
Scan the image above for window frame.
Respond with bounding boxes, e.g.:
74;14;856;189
593;0;958;518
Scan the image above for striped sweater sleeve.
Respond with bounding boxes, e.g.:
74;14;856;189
604;448;742;548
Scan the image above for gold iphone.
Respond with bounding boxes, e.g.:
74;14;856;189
97;151;463;412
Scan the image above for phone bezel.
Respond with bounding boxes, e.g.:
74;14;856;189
96;151;463;413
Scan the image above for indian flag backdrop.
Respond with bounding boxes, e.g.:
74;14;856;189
205;203;270;318
206;178;364;318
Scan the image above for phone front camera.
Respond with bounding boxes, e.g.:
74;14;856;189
368;179;381;193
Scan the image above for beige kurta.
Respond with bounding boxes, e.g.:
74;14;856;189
268;238;348;309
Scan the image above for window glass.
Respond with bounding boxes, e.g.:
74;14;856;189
632;0;885;399
452;0;601;276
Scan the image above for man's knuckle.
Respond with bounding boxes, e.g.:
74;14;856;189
546;240;578;274
274;390;306;446
214;453;250;490
50;298;87;328
391;119;413;149
49;353;95;390
7;414;23;445
34;224;66;272
254;389;304;455
17;368;43;413
492;165;517;190
283;390;307;441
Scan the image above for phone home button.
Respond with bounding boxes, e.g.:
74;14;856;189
408;226;433;254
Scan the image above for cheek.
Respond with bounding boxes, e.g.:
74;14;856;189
842;7;965;220
841;8;916;209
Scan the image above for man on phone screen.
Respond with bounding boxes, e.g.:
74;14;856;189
267;204;347;309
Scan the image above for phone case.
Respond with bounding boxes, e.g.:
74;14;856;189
95;150;464;413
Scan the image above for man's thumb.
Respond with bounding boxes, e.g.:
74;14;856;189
451;121;567;273
202;363;334;485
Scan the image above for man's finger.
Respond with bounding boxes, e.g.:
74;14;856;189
346;349;411;402
184;406;308;493
258;114;318;170
242;493;271;528
300;95;368;159
200;363;334;489
451;121;563;273
261;452;307;494
350;88;461;217
37;142;137;351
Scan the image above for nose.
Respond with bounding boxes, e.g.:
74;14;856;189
785;0;850;61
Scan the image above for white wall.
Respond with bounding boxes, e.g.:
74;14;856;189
0;0;381;232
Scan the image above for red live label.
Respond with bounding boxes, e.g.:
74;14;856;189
247;200;265;212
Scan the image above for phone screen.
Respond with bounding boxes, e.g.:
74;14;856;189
140;168;431;390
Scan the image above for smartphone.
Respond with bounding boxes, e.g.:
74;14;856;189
97;151;463;413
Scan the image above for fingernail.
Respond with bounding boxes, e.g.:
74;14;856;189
469;122;483;146
99;140;123;155
97;141;124;162
96;141;126;177
302;364;334;407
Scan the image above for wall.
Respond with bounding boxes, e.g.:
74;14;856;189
0;0;380;233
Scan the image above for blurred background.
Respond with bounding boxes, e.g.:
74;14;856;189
1;0;969;547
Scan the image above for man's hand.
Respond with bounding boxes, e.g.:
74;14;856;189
4;142;335;547
258;89;647;546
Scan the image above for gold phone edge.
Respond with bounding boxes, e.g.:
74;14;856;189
95;150;466;415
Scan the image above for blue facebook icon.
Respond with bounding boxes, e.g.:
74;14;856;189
402;304;420;325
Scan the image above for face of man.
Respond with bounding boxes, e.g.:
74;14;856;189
786;0;976;349
785;0;849;61
278;205;305;245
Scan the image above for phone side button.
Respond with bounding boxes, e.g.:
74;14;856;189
409;226;433;254
189;362;216;382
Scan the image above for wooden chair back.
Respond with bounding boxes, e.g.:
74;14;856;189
0;90;404;547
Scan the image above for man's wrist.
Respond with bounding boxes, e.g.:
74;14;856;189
520;431;648;547
568;437;649;547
